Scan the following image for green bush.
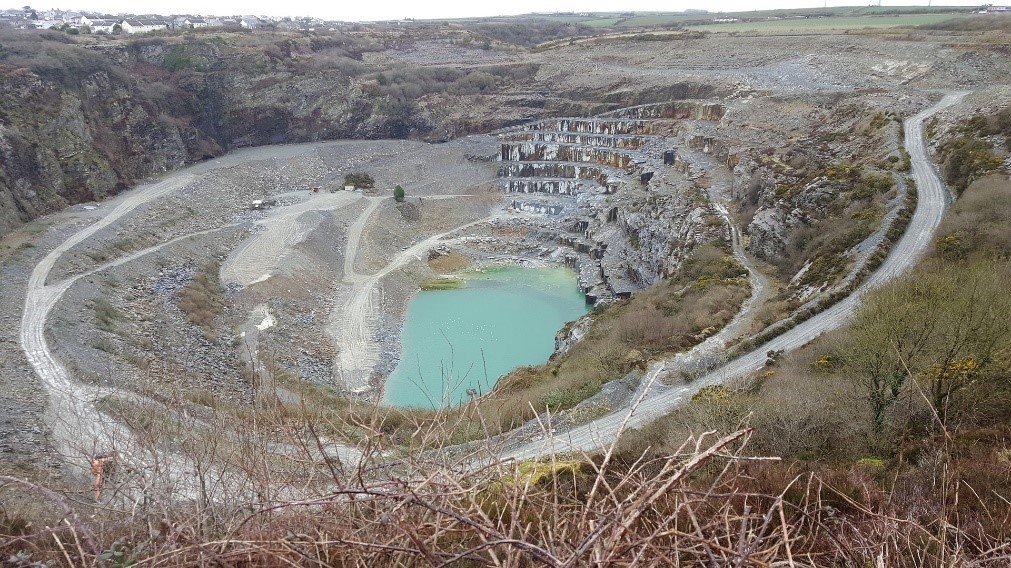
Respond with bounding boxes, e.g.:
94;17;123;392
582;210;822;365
344;172;374;189
942;137;1002;194
393;185;405;202
162;47;193;71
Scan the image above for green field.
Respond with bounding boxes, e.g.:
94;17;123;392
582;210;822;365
614;14;693;27
688;13;970;32
477;7;974;32
583;18;623;28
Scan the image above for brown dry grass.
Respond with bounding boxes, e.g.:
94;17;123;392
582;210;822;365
4;391;1008;567
428;251;473;273
616;174;1011;566
178;262;223;332
934;173;1011;261
0;415;884;567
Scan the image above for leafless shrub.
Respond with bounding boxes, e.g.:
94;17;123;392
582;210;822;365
3;373;1010;567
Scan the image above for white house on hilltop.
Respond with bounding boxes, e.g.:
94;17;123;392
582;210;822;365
208;17;239;27
121;19;169;33
92;19;117;33
78;17;117;33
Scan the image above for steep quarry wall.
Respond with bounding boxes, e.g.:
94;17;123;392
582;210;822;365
500;142;643;170
612;198;715;285
567;193;722;302
497;100;730;303
504;132;645;150
525;118;659;136
0;38;369;235
510;200;564;215
0;34;537;235
0;61;220;236
499;162;616;183
686;134;741;170
0;34;726;237
504;179;595;195
600;101;727;122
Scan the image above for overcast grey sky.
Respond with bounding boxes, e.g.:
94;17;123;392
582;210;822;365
25;1;985;21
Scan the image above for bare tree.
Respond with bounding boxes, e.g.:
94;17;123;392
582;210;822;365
841;261;1011;432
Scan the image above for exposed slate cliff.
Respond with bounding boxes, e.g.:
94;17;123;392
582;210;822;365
0;32;531;235
0;60;213;234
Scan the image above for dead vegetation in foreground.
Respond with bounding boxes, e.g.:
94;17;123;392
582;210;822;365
1;375;1009;567
0;423;1001;567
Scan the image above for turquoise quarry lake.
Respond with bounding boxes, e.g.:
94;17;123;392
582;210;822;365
383;266;590;408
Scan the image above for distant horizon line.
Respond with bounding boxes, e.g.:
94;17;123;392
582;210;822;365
0;2;990;23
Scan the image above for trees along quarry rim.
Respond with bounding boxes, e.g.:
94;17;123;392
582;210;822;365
382;265;590;408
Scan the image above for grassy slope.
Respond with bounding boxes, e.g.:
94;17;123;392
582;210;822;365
688;14;968;32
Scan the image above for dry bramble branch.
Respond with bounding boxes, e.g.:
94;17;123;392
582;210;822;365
4;394;1011;567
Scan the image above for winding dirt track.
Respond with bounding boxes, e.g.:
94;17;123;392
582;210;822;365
18;143;340;485
499;91;970;462
221;191;361;287
331;197;387;392
20;175;196;463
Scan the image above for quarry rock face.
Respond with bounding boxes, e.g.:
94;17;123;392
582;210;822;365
497;104;728;303
0;63;203;234
6;29;689;236
0;39;488;235
553;315;592;357
748;207;788;260
0;47;214;234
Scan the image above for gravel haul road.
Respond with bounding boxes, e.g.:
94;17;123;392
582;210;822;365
19;143;337;484
20;175;195;463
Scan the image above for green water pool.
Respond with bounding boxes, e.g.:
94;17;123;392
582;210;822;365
383;266;590;408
